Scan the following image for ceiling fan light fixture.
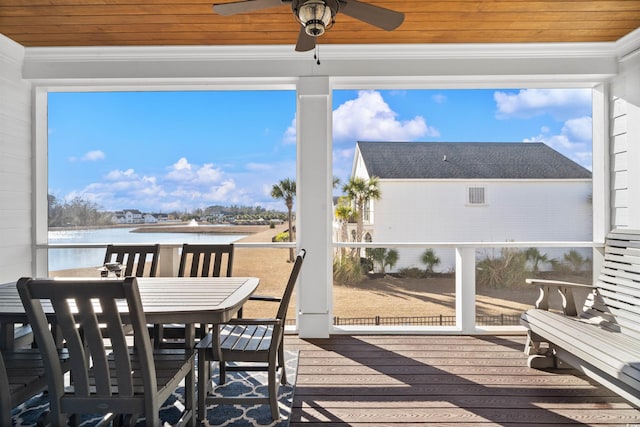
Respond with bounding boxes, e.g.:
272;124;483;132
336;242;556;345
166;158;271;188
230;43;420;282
296;0;335;37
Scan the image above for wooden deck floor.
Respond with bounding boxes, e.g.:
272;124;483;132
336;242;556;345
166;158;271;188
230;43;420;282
285;335;640;426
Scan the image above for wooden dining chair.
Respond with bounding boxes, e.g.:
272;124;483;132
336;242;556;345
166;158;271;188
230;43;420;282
17;277;195;427
196;249;305;422
178;243;234;278
155;244;235;348
103;244;160;277
0;347;70;427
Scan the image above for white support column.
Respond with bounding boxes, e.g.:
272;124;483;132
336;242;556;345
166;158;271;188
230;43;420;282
33;87;49;277
158;245;180;277
456;247;476;333
591;83;610;244
296;76;333;338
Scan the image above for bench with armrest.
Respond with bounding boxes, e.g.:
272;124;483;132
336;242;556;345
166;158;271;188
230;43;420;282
520;229;640;408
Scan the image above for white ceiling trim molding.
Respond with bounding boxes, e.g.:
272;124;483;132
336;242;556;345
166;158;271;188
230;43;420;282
617;27;640;61
23;40;618;62
20;40;625;85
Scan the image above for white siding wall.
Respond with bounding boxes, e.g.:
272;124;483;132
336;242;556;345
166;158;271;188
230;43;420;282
610;49;640;229
0;35;32;283
610;97;629;228
371;180;593;271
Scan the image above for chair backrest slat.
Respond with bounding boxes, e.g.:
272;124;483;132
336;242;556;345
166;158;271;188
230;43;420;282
50;296;92;395
179;244;234;278
17;277;155;409
103;244;160;277
75;298;112;396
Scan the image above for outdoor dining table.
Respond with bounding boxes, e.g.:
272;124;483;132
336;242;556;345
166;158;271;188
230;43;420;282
0;276;260;351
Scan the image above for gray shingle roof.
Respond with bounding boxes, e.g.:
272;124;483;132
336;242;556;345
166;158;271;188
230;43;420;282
356;141;592;179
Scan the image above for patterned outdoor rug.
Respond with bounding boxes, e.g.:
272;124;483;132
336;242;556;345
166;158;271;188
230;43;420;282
11;351;298;427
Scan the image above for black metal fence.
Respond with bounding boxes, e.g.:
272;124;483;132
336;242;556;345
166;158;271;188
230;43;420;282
332;314;521;326
285;313;521;326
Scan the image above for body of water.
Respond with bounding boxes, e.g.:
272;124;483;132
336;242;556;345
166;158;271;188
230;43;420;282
48;227;247;271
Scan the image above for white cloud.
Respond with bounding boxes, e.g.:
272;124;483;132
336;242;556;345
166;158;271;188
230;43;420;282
562;116;592;143
82;150;105;161
524;116;592;170
195;163;224;183
165;158;224;186
432;94;447;104
333;90;439;142
66;156;252;211
106;168;137;180
283;115;297;144
494;88;591;120
69;149;106;162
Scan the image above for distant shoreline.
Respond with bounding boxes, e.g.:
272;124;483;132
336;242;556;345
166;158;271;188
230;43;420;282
49;223;272;235
131;224;271;234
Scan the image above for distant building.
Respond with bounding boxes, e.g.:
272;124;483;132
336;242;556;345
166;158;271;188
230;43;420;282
345;141;593;272
114;209;145;224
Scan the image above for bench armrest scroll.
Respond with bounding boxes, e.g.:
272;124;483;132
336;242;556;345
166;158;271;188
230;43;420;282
525;278;594;316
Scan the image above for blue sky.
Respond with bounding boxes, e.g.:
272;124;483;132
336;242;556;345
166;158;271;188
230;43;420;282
48;88;592;213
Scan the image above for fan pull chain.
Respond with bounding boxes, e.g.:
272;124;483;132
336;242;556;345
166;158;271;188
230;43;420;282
314;45;321;65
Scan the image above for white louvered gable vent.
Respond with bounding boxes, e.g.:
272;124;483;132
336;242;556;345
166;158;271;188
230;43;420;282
468;187;486;205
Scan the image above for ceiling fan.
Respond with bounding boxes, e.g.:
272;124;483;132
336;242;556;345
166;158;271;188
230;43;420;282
212;0;404;52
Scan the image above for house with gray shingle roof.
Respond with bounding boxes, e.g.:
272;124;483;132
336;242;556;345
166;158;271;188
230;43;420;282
347;141;593;272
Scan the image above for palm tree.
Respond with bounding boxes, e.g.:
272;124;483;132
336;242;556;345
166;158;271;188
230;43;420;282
368;248;399;274
524;247;549;275
421;249;441;276
342;176;381;258
271;178;296;262
383;248;399;273
334;197;353;258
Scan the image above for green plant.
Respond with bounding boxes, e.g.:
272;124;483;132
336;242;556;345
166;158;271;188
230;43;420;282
477;247;528;288
333;255;365;285
397;267;425;278
342;176;381;258
273;231;289;242
271;178;296;262
421;249;441;276
524;247;550;275
563;249;591;273
366;248;399;274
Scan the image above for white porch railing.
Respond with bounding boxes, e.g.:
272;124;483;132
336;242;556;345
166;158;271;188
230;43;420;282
333;240;599;334
39;240;600;335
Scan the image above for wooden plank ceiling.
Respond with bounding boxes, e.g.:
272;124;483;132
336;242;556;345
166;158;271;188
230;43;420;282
1;0;639;48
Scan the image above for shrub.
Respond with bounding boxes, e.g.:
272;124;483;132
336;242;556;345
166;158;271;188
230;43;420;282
563;249;591;273
397;267;425;278
273;231;289;242
550;250;592;275
477;247;528;288
333;255;365;285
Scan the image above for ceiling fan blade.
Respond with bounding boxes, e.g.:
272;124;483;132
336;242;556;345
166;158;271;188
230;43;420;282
213;0;284;16
295;27;316;52
339;0;404;31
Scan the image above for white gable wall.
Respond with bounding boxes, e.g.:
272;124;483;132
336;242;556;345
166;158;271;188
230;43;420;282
0;35;32;283
371;179;593;271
